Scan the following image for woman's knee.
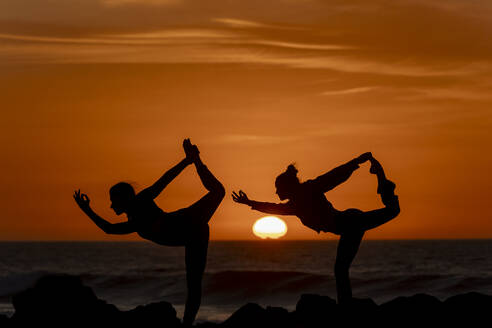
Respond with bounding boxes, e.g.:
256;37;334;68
386;196;400;218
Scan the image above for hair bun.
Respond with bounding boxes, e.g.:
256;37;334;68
286;164;298;175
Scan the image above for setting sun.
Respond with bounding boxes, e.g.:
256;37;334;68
252;216;287;239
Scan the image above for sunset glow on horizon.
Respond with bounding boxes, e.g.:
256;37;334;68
1;0;492;240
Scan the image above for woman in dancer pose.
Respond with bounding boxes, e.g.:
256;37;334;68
74;139;225;325
232;152;400;304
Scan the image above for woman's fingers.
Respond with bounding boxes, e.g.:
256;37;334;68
73;190;89;204
81;194;90;204
232;191;247;203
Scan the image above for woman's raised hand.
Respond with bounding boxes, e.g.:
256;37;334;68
73;189;91;211
232;190;251;205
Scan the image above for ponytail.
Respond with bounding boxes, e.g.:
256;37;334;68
275;163;300;187
285;164;298;177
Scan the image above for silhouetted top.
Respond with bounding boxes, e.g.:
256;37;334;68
126;191;209;246
249;160;360;233
126;192;168;238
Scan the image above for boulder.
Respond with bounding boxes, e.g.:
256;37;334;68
294;294;337;325
379;293;442;324
123;301;181;327
222;303;291;328
0;314;9;326
11;274;119;325
222;303;266;327
444;292;492;323
10;274;180;327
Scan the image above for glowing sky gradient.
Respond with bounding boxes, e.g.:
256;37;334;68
1;0;491;240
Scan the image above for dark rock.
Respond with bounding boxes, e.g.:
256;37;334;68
195;321;221;328
294;294;337;325
222;303;266;327
444;292;492;323
9;276;492;328
342;297;378;309
123;301;181;327
379;293;442;324
265;306;290;327
11;274;119;325
222;303;291;328
444;291;492;309
380;293;441;311
10;274;180;327
334;297;378;325
0;314;9;326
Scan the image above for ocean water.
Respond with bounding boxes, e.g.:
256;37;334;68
0;240;491;322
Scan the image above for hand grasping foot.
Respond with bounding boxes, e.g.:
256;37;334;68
183;138;200;163
356;152;373;164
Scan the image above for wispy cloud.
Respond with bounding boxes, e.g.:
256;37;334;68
254;40;354;51
321;86;377;96
397;87;492;101
217;134;303;145
101;0;180;7
0;32;352;52
109;29;234;39
213;18;271;29
213;18;302;30
2;1;491;79
0;29;235;45
2;33;485;78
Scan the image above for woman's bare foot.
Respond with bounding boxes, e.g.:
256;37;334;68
369;157;383;175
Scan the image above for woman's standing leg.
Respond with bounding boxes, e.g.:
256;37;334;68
334;230;365;304
183;226;209;326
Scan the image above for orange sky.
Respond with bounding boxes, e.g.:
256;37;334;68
1;0;491;240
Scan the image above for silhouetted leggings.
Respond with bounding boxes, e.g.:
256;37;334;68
181;162;225;325
333;177;400;304
153;162;225;325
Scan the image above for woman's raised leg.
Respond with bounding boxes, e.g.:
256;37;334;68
339;157;401;231
185;151;226;225
370;157;399;208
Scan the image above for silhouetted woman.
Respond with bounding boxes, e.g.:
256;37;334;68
74;139;225;325
232;152;400;304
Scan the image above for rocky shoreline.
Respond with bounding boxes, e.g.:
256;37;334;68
2;274;491;327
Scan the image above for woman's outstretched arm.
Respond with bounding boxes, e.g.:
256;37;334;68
232;190;294;215
139;157;191;199
73;190;135;235
312;152;372;193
